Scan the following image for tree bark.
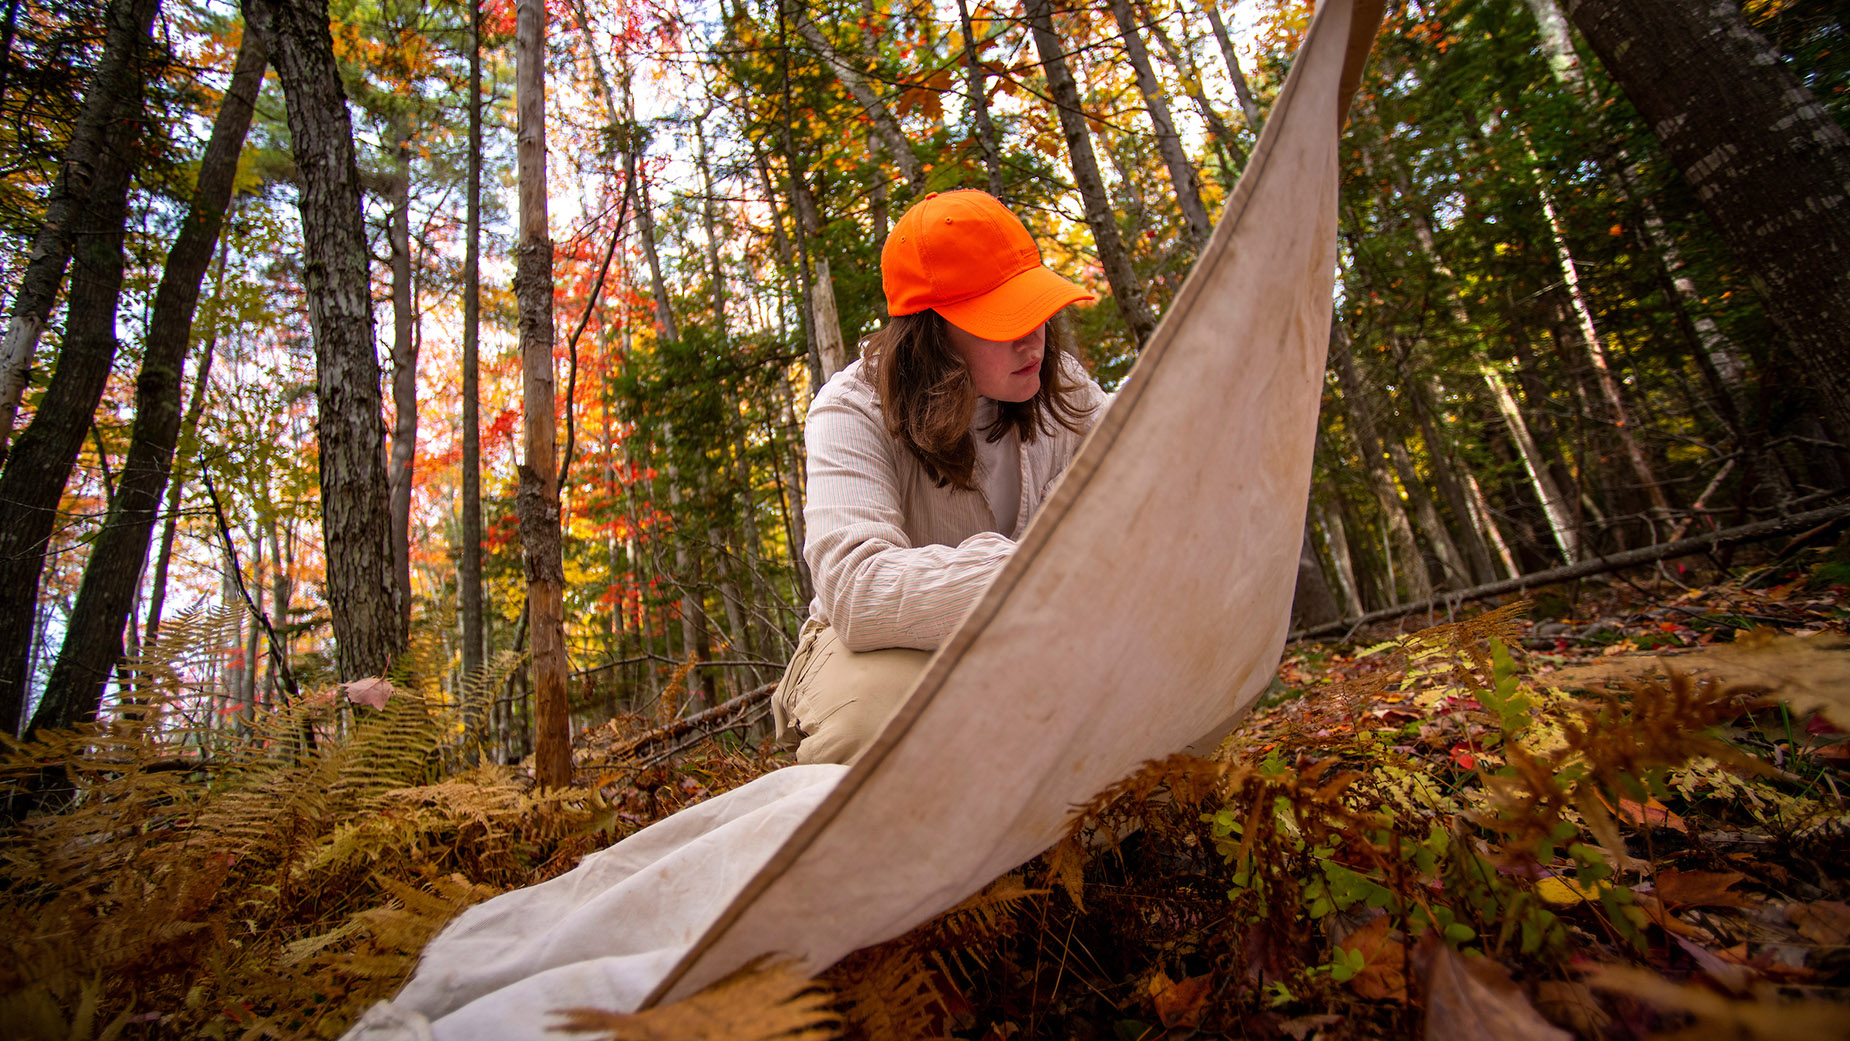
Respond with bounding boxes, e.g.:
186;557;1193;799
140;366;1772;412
387;111;417;640
1141;1;1243;168
793;12;923;193
460;0;484;689
1024;0;1157;348
1329;319;1431;603
1108;0;1211;247
146;251;223;644
955;0;1004;199
1482;362;1581;563
0;56;146;734
513;0;571;788
1563;0;1850;438
28;28;265;735
0;0;161;460
1289;519;1341;629
1198;0;1263;131
242;0;399;681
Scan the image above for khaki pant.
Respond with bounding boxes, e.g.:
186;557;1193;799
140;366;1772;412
772;619;932;765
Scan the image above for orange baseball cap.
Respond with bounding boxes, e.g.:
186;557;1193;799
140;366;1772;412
882;190;1096;341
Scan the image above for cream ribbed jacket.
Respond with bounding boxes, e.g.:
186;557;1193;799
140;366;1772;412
802;355;1110;652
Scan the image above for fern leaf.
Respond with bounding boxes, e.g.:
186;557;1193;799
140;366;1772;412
549;960;838;1040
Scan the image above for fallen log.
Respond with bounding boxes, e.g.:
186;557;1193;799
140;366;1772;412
1290;500;1850;641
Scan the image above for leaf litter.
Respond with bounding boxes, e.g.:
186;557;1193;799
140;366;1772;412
4;549;1848;1038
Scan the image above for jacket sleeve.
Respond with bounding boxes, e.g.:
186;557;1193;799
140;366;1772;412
802;388;1014;653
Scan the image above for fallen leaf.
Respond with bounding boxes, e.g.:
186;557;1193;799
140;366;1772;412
1535;876;1605;905
1148;971;1213;1029
1789;901;1850;946
1339;916;1407;1002
1613;795;1688;833
1654;869;1749;908
1630;892;1717;942
1414;937;1570;1041
343;676;398;710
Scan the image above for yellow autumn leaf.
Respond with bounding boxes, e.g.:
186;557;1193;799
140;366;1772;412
1535;876;1606;905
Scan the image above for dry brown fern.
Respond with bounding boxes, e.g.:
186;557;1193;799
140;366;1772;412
551;960;839;1041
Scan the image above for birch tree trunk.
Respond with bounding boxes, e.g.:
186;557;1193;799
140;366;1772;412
1564;0;1850;438
1527;142;1672;528
1198;0;1263;130
513;0;571;788
1482;362;1581;563
243;0;399;681
1025;0;1157;348
1108;0;1211;246
32;29;265;733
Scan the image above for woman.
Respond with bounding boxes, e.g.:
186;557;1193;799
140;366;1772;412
773;189;1114;764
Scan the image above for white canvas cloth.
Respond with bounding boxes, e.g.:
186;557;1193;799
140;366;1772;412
346;3;1381;1035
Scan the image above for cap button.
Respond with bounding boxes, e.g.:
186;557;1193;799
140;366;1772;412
926;191;939;199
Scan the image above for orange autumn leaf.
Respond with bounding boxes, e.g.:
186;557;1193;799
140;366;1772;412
1148;971;1213;1029
1654;869;1750;909
1340;916;1407;1002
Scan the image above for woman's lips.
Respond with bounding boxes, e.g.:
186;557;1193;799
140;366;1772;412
1013;358;1042;376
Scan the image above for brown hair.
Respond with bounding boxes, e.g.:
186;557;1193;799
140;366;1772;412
863;309;1097;491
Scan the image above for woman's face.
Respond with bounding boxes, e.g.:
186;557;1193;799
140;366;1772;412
944;320;1045;402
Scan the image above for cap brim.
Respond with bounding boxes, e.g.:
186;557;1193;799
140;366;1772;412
934;265;1098;342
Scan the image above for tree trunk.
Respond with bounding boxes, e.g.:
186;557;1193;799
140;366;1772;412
1199;0;1263;130
1141;1;1243;169
810;255;848;380
0;65;144;735
955;0;1005;199
30;28;265;735
243;0;399;681
513;0;571;789
1527;140;1672;528
460;0;484;688
1563;0;1850;438
387;111;416;640
1523;0;1753;413
1108;0;1211;247
793;11;922;193
1310;493;1364;617
1329;320;1431;603
0;0;160;459
1024;0;1157;348
146;252;223;644
1404;371;1497;584
1481;362;1581;563
1289;520;1341;629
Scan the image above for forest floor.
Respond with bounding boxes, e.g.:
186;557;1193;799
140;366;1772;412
3;539;1848;1040
556;536;1850;1040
